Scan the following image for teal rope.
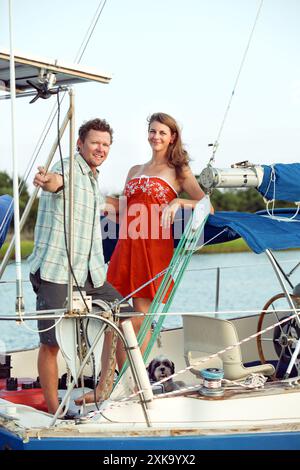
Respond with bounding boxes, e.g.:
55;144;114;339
116;212;208;381
143;215;208;360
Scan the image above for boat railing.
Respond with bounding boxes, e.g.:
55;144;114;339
184;256;299;315
0;256;299;319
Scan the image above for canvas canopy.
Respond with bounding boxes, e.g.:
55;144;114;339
0;195;13;248
101;207;300;261
258;163;300;202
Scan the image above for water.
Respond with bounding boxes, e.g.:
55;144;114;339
1;251;299;352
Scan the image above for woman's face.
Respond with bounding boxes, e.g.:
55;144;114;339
148;120;175;154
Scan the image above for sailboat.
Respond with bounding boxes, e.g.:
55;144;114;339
1;2;300;453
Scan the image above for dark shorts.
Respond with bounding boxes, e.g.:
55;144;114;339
30;270;133;347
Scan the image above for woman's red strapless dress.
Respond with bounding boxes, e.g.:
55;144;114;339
107;176;177;301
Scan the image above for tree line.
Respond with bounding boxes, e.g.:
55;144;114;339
208;187;293;213
0;171;294;235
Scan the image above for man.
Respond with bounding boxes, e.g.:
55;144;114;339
29;118;132;414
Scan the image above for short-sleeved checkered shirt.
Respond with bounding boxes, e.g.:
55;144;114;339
28;153;106;287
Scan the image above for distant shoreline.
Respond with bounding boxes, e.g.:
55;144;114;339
198;238;250;254
0;238;251;261
0;240;34;260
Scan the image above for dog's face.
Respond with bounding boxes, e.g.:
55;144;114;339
147;355;175;382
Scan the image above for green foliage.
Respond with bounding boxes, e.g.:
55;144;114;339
209;188;266;212
180;178;295;213
0;240;33;260
200;237;250;253
0;172;13;195
0;171;38;232
210;187;295;212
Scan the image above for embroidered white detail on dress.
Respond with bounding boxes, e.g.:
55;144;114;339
125;178;173;204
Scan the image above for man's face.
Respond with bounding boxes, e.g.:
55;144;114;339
77;129;111;174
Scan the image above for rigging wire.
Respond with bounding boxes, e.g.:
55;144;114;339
0;0;109;275
208;0;264;166
75;0;108;64
56;92;90;311
15;0;109;195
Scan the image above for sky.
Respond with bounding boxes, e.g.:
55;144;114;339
0;0;300;195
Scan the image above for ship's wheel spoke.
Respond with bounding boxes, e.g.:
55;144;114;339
274;344;286;377
256;293;300;379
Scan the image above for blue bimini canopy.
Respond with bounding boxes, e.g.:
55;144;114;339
0;194;13;248
258;163;300;202
204;208;300;254
101;208;300;262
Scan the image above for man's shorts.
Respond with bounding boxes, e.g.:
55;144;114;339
30;270;133;347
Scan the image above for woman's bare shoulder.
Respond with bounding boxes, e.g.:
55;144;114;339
179;164;194;181
125;164;144;185
128;164;143;176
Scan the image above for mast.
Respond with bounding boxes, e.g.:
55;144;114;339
68;89;75;313
8;0;24;313
0;42;112;314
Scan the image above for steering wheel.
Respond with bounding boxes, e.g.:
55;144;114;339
257;293;300;378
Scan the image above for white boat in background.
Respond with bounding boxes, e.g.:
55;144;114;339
1;1;300;454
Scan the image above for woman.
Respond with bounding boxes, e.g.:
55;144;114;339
107;112;207;365
76;112;207;405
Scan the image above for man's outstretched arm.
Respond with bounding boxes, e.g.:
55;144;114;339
33;166;63;193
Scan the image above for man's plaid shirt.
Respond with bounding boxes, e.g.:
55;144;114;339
29;153;106;287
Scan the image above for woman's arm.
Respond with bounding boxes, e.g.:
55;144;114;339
102;196;120;223
181;166;206;203
104;196;120;214
162;166;213;227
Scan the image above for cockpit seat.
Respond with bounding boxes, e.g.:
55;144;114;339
183;315;275;380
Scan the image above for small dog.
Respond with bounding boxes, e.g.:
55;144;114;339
146;355;184;393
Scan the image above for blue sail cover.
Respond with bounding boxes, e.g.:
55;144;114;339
258;163;300;202
0;195;13;248
101;207;300;261
205;209;300;254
